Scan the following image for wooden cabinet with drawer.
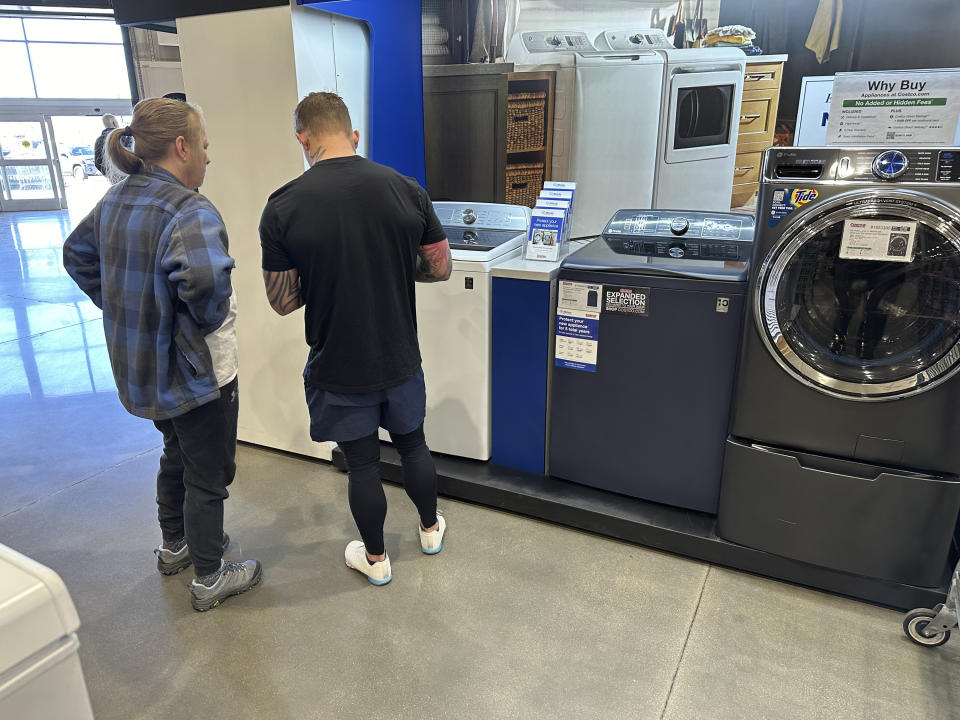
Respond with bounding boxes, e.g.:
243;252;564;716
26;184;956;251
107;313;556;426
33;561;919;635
742;62;782;91
738;89;780;152
731;58;786;208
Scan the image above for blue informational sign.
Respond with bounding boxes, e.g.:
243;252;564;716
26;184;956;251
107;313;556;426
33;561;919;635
555;309;599;373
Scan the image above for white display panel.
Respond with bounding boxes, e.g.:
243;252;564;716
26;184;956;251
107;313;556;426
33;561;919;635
178;6;332;461
290;4;370;158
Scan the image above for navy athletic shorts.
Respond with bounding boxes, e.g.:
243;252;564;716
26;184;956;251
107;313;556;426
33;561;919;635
304;368;426;443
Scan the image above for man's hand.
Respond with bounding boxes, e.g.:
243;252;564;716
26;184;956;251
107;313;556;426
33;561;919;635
416;239;452;283
262;268;304;315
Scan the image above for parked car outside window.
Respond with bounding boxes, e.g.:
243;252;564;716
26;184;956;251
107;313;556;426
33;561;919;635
59;146;100;181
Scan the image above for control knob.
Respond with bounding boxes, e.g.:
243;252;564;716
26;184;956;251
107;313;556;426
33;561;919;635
668;244;686;258
669;217;690;235
462;230;479;245
548;34;563;47
629;34;644;45
462;209;477;224
872;150;909;180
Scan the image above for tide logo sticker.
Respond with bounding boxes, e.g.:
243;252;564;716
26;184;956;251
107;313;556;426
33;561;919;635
770;188;820;227
791;189;819;206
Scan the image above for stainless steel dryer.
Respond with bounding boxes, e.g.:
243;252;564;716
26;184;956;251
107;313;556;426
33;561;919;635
718;147;960;587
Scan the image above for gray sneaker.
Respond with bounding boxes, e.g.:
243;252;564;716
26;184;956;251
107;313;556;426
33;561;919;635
190;559;262;612
155;532;231;576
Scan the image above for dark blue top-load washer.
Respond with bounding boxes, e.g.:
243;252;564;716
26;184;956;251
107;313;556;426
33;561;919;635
548;210;755;513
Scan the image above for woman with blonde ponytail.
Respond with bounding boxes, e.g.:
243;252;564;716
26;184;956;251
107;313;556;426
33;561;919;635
63;97;262;612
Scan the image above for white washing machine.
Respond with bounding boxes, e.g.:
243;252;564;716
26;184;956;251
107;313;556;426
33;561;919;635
381;202;530;461
507;30;665;239
0;545;94;720
596;29;746;211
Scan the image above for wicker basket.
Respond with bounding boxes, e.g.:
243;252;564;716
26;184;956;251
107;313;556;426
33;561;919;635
506;92;547;153
505;162;545;208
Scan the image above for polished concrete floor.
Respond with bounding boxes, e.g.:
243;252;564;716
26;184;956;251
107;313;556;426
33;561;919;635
2;209;960;719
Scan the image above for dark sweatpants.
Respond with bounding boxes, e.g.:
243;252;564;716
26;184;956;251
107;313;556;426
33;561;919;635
154;377;239;576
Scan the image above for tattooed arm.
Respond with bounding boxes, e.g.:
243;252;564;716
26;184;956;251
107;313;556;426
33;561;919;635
417;239;452;283
262;268;305;316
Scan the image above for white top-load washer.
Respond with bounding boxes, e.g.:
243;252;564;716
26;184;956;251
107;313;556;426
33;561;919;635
507;30;665;239
570;51;664;239
597;29;746;211
0;544;94;720
383;202;530;461
505;31;595;188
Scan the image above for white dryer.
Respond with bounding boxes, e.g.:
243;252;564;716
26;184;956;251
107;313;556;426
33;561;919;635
597;29;746;211
384;202;530;461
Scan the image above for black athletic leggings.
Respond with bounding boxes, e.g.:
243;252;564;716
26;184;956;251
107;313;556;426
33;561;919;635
338;425;438;556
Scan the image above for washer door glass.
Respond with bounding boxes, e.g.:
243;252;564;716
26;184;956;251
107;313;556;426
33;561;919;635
759;192;960;400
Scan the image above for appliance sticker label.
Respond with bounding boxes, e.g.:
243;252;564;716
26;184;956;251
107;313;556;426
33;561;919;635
768;188;819;227
603;285;650;317
839;219;918;262
557;280;602;312
555;309;599;373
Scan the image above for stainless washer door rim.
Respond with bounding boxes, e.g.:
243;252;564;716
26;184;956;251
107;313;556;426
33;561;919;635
755;189;960;401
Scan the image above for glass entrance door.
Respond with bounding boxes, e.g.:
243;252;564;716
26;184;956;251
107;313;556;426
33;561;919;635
0;117;62;211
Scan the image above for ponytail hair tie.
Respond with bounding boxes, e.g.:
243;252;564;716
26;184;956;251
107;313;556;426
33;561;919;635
121;126;134;138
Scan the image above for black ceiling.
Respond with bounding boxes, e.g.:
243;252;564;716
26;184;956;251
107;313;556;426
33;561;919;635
111;0;287;26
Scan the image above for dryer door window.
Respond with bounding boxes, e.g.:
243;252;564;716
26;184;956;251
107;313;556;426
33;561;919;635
664;69;743;163
757;192;960;400
674;85;733;149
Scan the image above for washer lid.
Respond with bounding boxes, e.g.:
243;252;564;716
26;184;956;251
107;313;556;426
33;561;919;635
0;544;81;675
757;190;960;400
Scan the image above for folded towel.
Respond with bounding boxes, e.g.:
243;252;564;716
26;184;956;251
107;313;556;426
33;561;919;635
422;24;449;45
706;34;753;46
422;44;451;57
708;24;756;39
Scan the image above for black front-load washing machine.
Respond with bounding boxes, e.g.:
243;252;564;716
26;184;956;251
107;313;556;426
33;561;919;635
718;147;960;587
549;210;754;513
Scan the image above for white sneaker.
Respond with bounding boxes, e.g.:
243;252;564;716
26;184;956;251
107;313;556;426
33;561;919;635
344;541;392;585
419;512;446;555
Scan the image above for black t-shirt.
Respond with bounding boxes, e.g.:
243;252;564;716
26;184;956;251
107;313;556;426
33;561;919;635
259;155;446;393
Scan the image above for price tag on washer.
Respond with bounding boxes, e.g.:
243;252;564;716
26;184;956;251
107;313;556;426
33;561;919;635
839;219;917;262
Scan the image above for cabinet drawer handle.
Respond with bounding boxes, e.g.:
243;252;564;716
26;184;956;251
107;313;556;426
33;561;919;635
740;114;762;121
513;114;529;123
734;166;756;172
745;72;775;82
512;181;529;189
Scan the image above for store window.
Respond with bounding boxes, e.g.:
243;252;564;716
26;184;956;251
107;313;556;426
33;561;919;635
0;16;129;100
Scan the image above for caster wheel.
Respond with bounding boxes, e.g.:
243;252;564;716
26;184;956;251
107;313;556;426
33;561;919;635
903;609;951;648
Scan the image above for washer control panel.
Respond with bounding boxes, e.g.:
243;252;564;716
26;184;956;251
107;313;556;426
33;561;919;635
596;28;673;51
602;210;755;260
518;31;594;53
811;147;960;183
433;202;530;232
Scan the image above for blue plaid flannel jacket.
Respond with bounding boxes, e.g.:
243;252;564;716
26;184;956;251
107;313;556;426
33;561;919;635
63;167;235;420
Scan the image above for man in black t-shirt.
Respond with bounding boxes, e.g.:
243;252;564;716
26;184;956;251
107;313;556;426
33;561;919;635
260;92;452;586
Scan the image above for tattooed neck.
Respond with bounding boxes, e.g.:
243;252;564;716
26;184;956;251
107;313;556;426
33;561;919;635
310;144;327;165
